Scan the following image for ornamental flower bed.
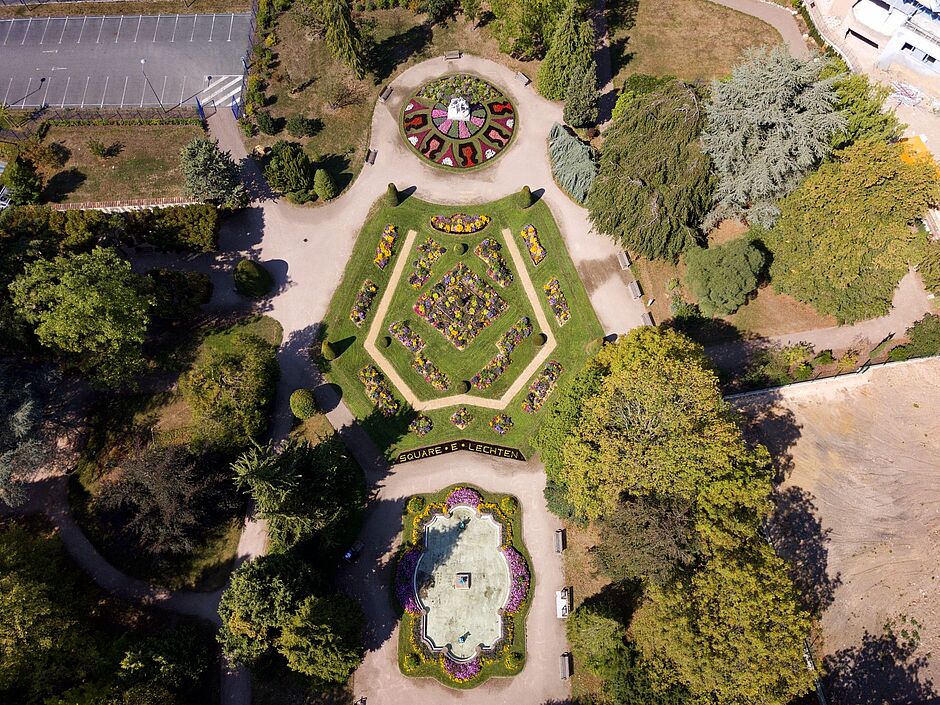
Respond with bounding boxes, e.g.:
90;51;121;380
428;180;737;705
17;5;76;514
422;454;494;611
358;364;399;416
413;263;507;350
349;279;378;327
402;75;516;170
522;360;563;413
519;224;546;265
430;213;491;234
443;656;482;683
497;317;533;354
396;547;422;614
471;352;510;390
501;546;530;613
446;486;483;508
389;321;426;353
374;224;398;270
450;407;473;429
474;238;513;288
408;237;446;289
489;414;513;435
543;277;571;325
409;415;433;437
411;353;450;391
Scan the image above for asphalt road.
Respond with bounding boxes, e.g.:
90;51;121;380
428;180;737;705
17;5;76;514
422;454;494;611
0;13;251;108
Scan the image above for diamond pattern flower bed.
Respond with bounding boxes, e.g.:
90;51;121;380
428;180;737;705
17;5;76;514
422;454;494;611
475;238;513;288
412;353;450;391
401;75;516;170
470;317;533;390
408;237;446;289
389;321;426;353
413;263;507;351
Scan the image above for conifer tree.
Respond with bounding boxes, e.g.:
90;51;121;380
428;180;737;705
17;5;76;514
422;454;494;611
3;157;41;205
548;122;596;203
179;138;245;208
537;0;594;101
321;0;367;79
564;60;599;127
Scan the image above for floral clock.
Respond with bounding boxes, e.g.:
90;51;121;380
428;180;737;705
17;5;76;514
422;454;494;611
401;74;516;170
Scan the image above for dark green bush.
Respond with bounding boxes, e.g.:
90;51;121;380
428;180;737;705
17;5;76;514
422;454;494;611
380;336;391;348
518;184;533;209
285;115;319;138
385;182;400;206
406;496;425;513
147;268;213;320
314;169;338;201
458;380;471;393
234;259;273;297
289;388;318;419
814;349;835;365
888;314;940;361
255;110;280;135
123;204;220;252
264;141;314;195
321;339;337;361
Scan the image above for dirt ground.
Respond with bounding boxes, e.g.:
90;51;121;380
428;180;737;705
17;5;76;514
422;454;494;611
734;357;940;705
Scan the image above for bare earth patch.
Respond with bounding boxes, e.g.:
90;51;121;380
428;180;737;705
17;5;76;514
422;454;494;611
734;358;940;704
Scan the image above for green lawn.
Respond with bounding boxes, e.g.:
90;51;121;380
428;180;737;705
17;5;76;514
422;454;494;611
395;484;532;688
320;194;603;459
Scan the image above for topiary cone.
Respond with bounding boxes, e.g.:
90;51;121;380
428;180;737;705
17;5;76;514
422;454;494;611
518;185;533;209
320;339;337;361
386;182;400;206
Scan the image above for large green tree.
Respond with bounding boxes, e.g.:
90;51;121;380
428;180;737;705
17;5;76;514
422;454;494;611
179;138;245;208
683;237;766;317
827;69;903;150
232;437;365;553
488;0;564;59
563;59;599;127
548;122;597;204
0;365;52;508
537;0;594;100
702;46;844;228
276;594;364;684
766;139;939;323
320;0;367;79
586;80;713;261
2;158;42;205
9;247;153;385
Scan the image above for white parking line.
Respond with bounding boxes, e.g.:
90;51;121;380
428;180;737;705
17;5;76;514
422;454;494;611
152;14;160;42
115;15;123;43
41;77;51;106
96;16;104;43
100;75;109;107
208;13;215;42
40;17;51;44
133;14;141;42
58;16;67;44
160;75;167;103
80;76;90;107
20;77;31;107
120;75;128;106
2;21;13;46
3;77;13;105
139;79;146;107
76;16;86;44
190;14;197;42
179;75;186;105
227;13;234;41
59;76;68;108
171;14;179;42
21;17;31;45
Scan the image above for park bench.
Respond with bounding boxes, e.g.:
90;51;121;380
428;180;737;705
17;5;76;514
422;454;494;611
379;85;393;103
554;528;566;553
515;71;531;86
641;312;655;327
617;249;631;269
559;652;572;680
444;50;461;61
556;588;571;619
365;148;378;165
628;280;643;300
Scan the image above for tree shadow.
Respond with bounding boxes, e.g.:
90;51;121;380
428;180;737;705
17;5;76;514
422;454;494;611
315;152;353;194
42;168;86;202
732;388;803;482
238;155;276;203
369;22;433;81
766;486;841;616
823;628;939;705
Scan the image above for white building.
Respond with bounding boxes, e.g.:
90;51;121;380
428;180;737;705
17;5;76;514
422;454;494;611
849;0;940;74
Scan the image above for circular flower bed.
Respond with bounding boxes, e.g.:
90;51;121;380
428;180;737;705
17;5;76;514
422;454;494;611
401;74;516;170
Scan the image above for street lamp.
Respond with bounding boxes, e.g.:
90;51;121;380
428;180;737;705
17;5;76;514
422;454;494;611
140;58;165;115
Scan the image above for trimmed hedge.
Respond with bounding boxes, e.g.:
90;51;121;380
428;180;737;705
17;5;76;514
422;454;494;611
234;259;273;297
289;388;318;419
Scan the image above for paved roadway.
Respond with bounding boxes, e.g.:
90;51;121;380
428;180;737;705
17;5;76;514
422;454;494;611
0;13;251;108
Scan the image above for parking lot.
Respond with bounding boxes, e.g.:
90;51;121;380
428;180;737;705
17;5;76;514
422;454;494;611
0;13;251;108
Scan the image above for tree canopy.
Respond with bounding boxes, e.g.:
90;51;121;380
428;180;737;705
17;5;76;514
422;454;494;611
683;237;766;317
2;158;42;205
702;46;845;228
563;59;599;127
828;69;903;150
537;0;594;101
766;139;939;323
488;0;564;59
321;0;367;78
586;80;713;261
276;594;364;684
0;365;52;508
548;123;597;204
179;138;245;208
9;247;153;385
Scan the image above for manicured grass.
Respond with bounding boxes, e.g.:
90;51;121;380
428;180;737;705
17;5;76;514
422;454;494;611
396;484;531;688
320;194;603;458
250;8;540;193
36;124;205;203
608;0;783;84
69;315;282;591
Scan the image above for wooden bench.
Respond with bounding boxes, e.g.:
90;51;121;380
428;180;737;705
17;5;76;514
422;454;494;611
617;249;631;269
554;528;566;553
378;85;393;103
515;71;531;86
628;280;643;300
641;312;655;327
365;149;377;165
559;652;572;680
444;50;461;61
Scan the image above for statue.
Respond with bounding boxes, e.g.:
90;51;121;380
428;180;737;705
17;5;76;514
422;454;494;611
447;96;470;121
